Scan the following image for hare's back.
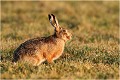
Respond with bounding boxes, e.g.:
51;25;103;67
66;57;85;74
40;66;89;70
14;37;46;56
13;37;47;62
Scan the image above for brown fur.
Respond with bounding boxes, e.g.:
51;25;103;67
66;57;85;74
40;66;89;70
12;14;72;66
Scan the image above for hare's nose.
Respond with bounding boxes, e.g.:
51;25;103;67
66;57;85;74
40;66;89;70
70;33;72;37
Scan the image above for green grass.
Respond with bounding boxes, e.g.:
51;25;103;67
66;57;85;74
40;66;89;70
1;1;119;79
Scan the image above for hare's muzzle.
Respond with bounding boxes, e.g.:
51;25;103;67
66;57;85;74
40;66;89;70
67;33;72;40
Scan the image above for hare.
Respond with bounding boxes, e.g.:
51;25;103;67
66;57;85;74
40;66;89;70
12;14;72;66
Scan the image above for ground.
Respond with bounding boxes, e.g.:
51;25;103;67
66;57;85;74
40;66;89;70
1;1;119;79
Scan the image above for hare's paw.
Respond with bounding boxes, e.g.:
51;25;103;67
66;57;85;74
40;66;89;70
36;59;46;66
46;57;54;63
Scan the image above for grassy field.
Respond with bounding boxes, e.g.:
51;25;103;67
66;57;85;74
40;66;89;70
1;1;119;79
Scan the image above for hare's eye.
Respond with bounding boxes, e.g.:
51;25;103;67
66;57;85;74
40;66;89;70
63;30;66;32
60;27;62;30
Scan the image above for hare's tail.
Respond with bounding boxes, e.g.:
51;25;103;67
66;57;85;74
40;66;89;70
12;58;18;66
12;58;17;63
12;53;20;63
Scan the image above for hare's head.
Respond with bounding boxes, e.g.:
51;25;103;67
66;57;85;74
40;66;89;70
48;14;72;42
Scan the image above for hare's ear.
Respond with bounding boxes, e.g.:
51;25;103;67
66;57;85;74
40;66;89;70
48;14;60;32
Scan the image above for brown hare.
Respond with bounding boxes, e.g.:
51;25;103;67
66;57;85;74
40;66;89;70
12;14;72;66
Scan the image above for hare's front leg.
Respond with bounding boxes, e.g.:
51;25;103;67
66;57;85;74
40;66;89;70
46;53;60;63
46;56;54;63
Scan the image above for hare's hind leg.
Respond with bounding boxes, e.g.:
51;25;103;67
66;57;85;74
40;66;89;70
23;55;42;66
46;53;59;63
32;55;46;66
37;58;46;66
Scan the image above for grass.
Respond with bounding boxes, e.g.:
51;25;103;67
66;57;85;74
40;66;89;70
1;1;119;79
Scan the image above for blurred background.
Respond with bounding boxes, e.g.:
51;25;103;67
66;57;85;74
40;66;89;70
1;1;119;39
1;1;119;79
